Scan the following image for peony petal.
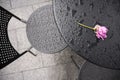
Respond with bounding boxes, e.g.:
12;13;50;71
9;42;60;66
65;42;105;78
94;25;108;40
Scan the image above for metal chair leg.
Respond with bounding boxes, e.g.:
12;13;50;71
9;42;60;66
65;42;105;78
71;55;80;69
27;47;37;56
29;50;37;56
20;19;27;24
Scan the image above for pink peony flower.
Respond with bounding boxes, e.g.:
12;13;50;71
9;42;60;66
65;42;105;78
76;21;108;40
94;25;108;40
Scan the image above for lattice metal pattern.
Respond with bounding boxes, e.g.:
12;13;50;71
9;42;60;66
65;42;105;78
0;7;20;69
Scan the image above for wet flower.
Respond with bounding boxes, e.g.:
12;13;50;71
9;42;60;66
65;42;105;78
76;22;108;40
94;25;108;40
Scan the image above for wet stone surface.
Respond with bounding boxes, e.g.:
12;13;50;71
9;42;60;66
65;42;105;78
53;0;120;69
79;62;120;80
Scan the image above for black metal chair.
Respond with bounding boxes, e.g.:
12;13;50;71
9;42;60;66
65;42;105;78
0;6;36;69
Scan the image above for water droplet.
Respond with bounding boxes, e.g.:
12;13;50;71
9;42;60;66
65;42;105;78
84;28;87;32
103;48;106;52
93;16;96;19
80;44;84;48
98;9;102;14
77;16;82;19
65;12;68;16
79;19;84;23
67;6;70;11
108;32;113;39
83;12;87;17
89;3;94;10
94;21;101;25
77;49;81;53
72;9;77;17
88;39;100;49
80;0;84;5
75;3;78;6
117;44;120;50
107;14;112;18
60;10;62;13
78;30;82;36
104;0;109;3
87;43;90;48
84;49;88;53
70;39;74;45
87;41;90;48
76;26;83;36
112;0;117;4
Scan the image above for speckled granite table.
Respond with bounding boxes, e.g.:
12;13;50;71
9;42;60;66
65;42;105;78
79;62;120;80
53;0;120;69
26;5;67;53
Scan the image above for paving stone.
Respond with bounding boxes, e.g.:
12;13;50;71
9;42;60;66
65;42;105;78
0;73;23;80
0;0;12;10
11;0;51;8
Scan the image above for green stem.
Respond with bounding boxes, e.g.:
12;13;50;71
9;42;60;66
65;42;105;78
76;21;95;31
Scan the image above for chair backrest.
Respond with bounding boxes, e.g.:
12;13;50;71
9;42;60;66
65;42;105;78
0;6;26;69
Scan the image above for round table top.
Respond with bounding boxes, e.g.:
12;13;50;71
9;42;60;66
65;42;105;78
53;0;120;69
79;62;120;80
26;5;67;53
